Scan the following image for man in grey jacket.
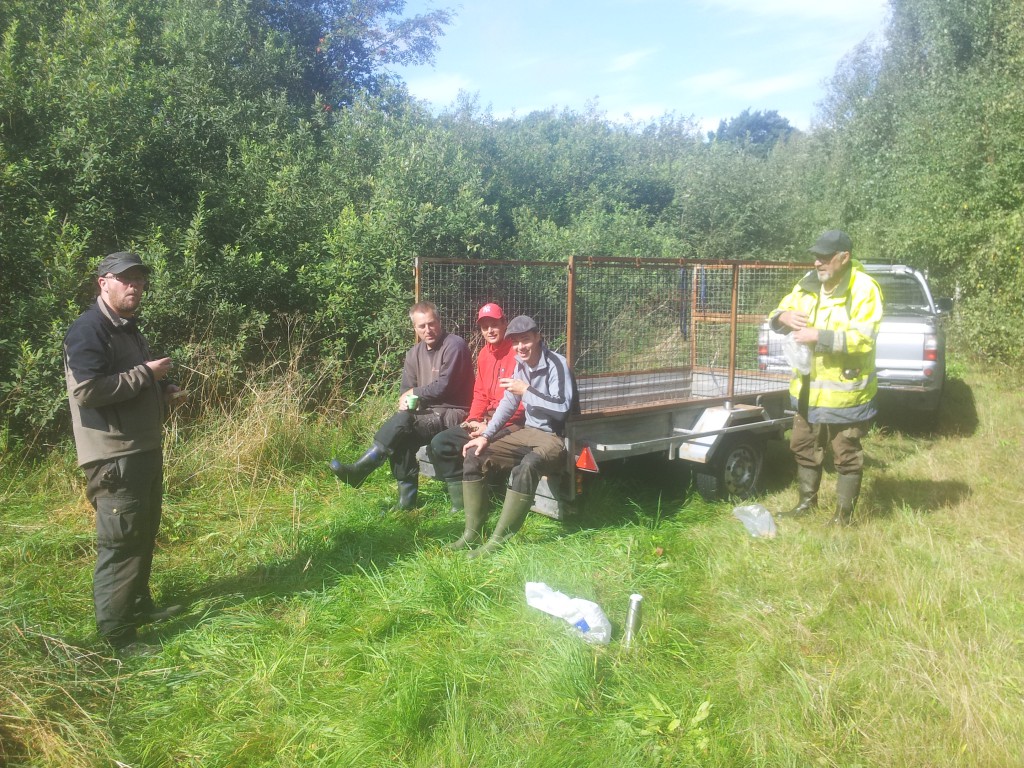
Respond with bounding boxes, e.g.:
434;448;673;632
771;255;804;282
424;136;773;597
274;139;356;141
64;252;183;654
458;315;574;557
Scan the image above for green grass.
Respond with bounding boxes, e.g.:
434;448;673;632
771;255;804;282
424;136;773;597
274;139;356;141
2;362;1023;766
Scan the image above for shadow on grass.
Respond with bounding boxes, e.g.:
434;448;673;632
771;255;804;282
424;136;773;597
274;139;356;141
876;377;978;437
867;477;972;518
148;491;453;643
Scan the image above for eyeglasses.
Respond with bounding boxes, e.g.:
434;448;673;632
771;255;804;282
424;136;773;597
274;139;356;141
103;273;149;287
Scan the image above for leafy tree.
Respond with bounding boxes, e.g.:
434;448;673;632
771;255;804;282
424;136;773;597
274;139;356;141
708;109;797;156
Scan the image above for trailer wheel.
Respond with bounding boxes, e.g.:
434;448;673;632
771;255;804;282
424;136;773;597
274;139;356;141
695;435;765;501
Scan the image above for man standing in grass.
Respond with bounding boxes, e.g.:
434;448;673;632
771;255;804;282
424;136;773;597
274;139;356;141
458;315;574;556
427;302;525;515
330;302;473;510
64;252;184;654
770;230;883;526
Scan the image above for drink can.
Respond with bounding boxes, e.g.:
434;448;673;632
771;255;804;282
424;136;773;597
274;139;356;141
623;593;643;648
405;393;420;411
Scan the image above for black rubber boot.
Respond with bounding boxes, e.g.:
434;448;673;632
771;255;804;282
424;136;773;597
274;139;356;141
467;489;532;559
779;465;821;518
448;479;487;551
828;473;861;527
446;479;465;513
396;480;419;510
329;442;387;488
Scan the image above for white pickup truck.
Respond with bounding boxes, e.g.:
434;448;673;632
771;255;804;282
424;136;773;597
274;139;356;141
757;263;954;412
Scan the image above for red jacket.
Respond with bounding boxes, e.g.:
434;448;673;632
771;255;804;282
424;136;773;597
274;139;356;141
468;338;525;425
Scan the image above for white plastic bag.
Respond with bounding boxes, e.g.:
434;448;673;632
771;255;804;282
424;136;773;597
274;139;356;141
782;335;814;375
732;504;777;538
525;582;612;644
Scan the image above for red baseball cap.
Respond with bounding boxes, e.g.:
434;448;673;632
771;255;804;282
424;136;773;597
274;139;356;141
477;303;505;322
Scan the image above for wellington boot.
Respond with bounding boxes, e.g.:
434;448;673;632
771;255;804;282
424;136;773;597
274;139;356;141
828;473;861;527
779;465;821;518
395;480;419;511
446;479;465;513
448;479;488;551
329;442;387;488
468;489;532;559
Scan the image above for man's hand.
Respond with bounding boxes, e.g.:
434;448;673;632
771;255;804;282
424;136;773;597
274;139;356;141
462;419;486;437
146;357;173;381
778;310;810;331
463;435;489;457
165;384;185;407
791;327;820;344
398;388;414;411
498;377;528;397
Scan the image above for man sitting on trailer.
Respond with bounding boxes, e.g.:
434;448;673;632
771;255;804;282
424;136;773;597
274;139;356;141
427;302;525;516
457;315;574;557
329;302;473;511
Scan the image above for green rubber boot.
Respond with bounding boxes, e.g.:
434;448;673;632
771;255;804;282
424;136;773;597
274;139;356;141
779;465;821;518
448;479;488;551
446;479;465;513
467;489;532;559
828;473;861;527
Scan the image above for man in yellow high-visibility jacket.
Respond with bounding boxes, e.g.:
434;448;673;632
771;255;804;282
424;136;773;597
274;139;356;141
769;230;883;525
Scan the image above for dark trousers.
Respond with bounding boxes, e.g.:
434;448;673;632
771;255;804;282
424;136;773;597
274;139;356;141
428;424;472;481
463;427;566;495
85;450;163;645
790;413;869;475
375;408;465;483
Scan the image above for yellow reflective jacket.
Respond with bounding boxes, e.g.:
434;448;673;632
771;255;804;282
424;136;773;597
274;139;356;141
769;260;883;423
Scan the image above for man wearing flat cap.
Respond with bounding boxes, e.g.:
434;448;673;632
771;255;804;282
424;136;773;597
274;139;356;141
64;252;184;654
458;315;574;556
769;230;883;526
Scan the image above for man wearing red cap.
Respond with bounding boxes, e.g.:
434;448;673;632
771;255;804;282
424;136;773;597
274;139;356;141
427;303;524;518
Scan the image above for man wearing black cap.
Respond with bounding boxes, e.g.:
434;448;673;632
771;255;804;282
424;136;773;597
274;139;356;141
64;252;184;654
458;315;574;556
769;230;883;526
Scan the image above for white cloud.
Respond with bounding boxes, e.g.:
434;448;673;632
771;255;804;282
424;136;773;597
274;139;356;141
700;0;888;24
679;68;815;101
403;72;474;105
607;48;658;73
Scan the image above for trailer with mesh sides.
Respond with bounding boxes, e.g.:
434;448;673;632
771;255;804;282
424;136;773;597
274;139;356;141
416;256;809;518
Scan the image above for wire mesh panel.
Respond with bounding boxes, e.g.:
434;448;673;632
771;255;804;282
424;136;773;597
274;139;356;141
416;258;569;354
417;257;809;415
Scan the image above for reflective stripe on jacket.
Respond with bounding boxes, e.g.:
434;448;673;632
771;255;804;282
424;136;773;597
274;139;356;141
769;260;883;423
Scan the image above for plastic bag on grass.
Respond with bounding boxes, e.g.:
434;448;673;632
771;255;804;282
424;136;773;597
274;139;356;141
732;504;777;538
525;582;611;644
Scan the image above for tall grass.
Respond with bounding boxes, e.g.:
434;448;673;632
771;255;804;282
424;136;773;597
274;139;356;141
2;360;1022;766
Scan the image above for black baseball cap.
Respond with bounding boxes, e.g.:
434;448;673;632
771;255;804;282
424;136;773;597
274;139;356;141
96;251;150;276
809;230;852;256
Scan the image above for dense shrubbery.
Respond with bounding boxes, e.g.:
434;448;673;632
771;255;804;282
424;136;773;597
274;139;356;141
2;0;1023;446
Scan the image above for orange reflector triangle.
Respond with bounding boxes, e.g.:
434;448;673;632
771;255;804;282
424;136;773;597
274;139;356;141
575;445;599;473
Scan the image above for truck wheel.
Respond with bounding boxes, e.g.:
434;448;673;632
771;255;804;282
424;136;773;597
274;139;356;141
695;436;765;501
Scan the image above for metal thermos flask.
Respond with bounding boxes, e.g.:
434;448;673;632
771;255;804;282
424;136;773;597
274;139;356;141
623;593;643;647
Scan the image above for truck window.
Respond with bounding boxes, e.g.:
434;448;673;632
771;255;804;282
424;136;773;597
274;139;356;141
873;273;928;308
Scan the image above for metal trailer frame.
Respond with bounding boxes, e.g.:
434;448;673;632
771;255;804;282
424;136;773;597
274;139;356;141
415;256;810;518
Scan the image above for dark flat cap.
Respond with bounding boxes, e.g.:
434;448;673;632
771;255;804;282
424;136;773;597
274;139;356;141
505;315;539;336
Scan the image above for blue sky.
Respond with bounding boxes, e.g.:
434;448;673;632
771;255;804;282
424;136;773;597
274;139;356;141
391;0;890;132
